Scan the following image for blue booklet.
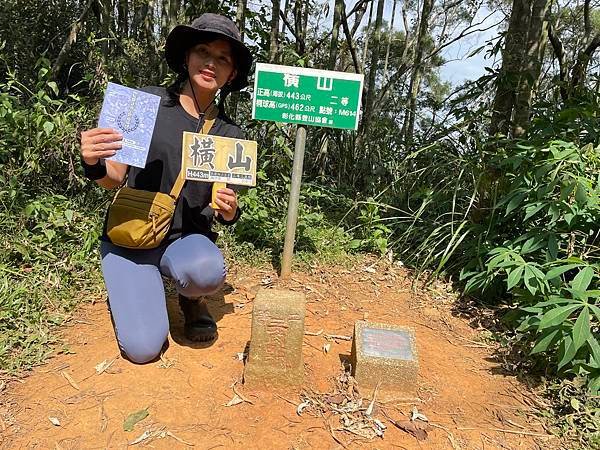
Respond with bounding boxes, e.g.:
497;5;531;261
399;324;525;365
98;82;161;168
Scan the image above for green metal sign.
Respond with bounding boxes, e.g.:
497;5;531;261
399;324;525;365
252;63;364;131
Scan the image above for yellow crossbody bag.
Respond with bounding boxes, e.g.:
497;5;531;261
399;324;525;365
105;114;216;250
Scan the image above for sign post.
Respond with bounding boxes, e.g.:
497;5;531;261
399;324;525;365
280;126;307;278
252;63;364;277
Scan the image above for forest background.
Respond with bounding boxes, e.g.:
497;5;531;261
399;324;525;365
0;0;599;445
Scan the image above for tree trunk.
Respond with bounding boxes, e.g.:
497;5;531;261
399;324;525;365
362;0;384;126
98;0;112;54
382;0;397;82
144;0;156;42
340;0;360;73
169;0;180;31
52;0;95;77
490;0;531;136
230;0;247;121
294;0;308;55
356;0;383;161
351;0;369;36
236;0;247;40
548;21;568;102
269;0;281;62
118;0;129;36
548;0;600;102
132;1;147;40
161;0;180;37
360;0;374;72
161;0;170;37
512;0;550;136
281;0;291;35
584;0;591;40
327;0;343;70
570;33;600;92
402;0;433;145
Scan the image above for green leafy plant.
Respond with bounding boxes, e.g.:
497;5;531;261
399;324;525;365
460;137;600;392
347;199;391;256
0;57;105;373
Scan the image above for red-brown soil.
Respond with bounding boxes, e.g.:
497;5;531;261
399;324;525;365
0;260;559;449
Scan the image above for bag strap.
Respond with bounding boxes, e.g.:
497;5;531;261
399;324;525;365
169;104;218;199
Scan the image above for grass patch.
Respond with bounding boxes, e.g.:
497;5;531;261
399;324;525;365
0;190;106;374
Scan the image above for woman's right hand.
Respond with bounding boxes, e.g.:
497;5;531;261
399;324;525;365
80;128;123;165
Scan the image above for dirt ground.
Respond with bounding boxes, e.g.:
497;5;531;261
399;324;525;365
0;259;561;449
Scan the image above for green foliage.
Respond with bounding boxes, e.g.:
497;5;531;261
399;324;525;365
0;1;598;443
460;138;600;392
540;378;600;448
0;1;80;82
0;194;104;373
230;178;354;266
0;57;105;373
336;85;600;397
347;200;391;255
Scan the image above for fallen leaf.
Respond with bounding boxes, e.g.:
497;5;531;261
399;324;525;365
129;430;153;445
224;394;244;407
296;401;310;416
95;360;109;373
365;401;375;416
325;394;344;404
166;431;194;446
123;408;149;432
61;371;80;390
158;353;176;369
260;276;273;286
366;381;381;416
305;329;323;336
395;420;428;440
387;250;394;263
99;403;108;433
49;417;61;426
374;418;387;432
411;406;429;422
95;357;117;375
232;383;254;405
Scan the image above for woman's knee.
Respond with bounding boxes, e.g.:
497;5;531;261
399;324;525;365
119;334;166;364
179;260;226;297
162;235;226;297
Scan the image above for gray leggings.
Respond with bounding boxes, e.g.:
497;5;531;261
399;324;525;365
100;234;225;363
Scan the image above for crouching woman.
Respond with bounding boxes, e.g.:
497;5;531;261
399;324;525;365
79;14;252;363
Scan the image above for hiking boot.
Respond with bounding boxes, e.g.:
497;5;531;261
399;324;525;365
178;295;218;342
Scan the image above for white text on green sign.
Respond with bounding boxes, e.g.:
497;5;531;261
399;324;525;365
252;63;364;130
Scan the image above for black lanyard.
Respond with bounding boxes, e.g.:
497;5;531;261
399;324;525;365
189;80;215;133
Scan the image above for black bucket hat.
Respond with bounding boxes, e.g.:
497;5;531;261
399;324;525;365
165;13;253;91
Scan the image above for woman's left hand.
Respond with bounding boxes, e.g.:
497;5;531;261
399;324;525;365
214;187;238;222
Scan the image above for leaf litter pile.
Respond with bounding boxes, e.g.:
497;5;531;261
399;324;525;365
296;367;429;445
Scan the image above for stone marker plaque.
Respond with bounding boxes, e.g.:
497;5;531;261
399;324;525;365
244;289;306;387
351;321;418;397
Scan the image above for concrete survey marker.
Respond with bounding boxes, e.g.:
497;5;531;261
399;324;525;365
351;321;419;396
244;289;306;387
